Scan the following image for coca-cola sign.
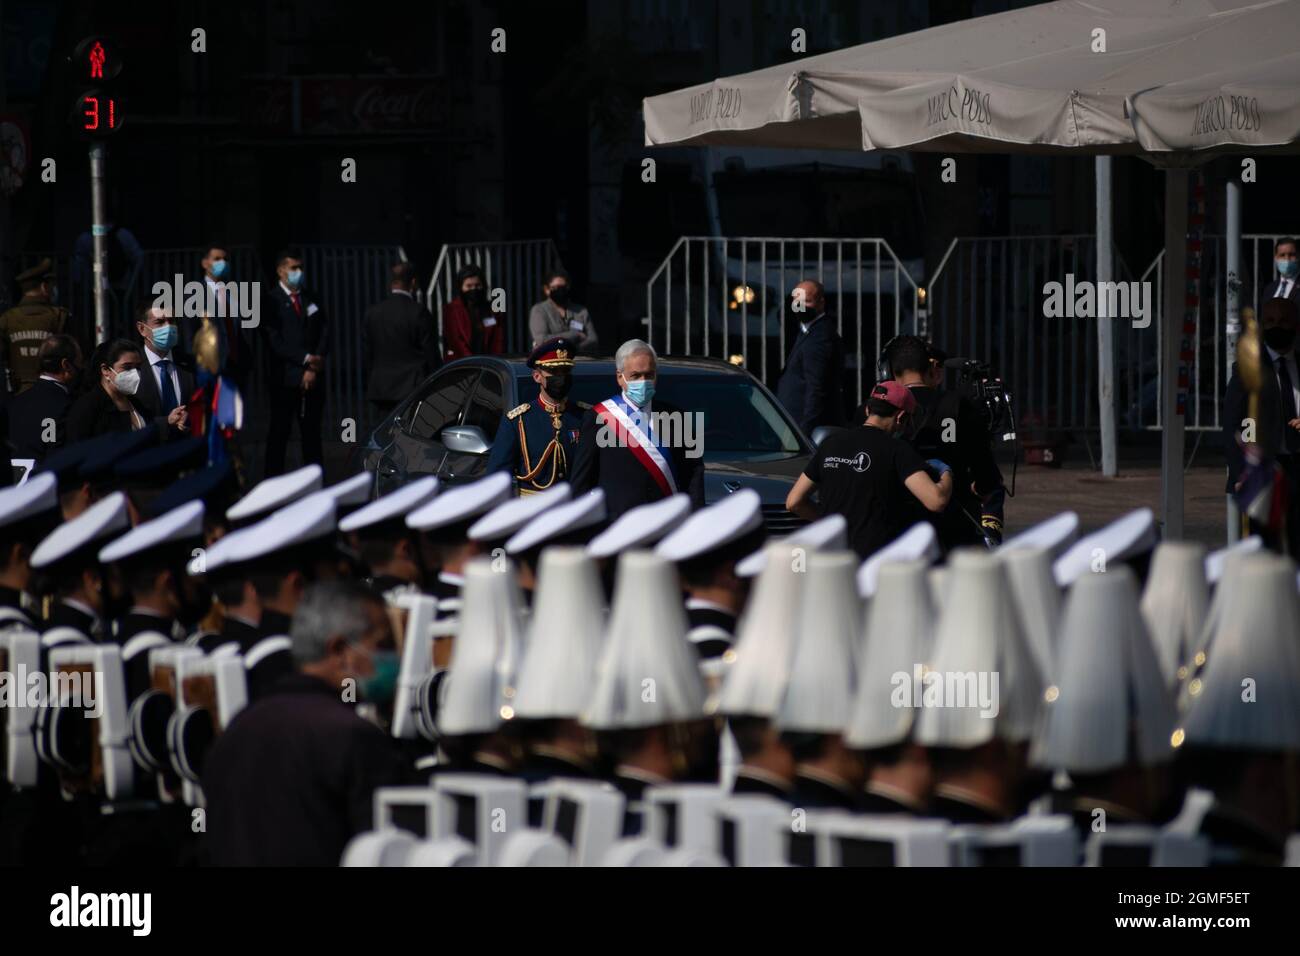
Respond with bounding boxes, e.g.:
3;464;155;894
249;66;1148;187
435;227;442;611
243;75;449;133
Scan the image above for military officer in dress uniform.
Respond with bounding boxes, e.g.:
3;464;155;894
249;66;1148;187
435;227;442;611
486;336;585;497
656;489;765;661
0;259;70;395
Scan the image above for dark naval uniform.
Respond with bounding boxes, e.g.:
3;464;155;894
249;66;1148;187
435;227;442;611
685;600;736;660
486;335;584;497
731;767;794;803
791;769;862;812
201;672;407;865
860;783;923;815
927;785;1007;825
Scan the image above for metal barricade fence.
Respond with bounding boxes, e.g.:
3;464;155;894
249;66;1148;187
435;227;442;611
644;236;922;408
427;240;563;356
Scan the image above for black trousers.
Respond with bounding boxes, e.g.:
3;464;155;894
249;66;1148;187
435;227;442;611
266;383;324;477
1248;453;1300;557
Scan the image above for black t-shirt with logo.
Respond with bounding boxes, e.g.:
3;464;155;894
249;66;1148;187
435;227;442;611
804;424;928;559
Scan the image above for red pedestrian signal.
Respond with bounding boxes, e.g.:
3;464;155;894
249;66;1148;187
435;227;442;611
70;36;122;83
69;37;124;137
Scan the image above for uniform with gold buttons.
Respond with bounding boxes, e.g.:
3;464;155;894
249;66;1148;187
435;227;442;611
486;336;585;496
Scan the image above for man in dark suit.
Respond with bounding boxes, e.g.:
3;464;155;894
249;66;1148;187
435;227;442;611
181;243;256;393
1261;236;1300;304
775;279;846;436
1224;296;1300;554
263;249;330;477
364;261;439;427
135;306;196;429
201;580;406;865
570;339;705;522
7;335;81;461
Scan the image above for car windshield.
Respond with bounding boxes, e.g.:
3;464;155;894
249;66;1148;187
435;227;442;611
517;372;805;460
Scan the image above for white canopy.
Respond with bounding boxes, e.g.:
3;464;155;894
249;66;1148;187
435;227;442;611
644;0;1300;536
645;0;1300;157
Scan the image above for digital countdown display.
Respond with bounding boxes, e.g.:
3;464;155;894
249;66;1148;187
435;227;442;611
69;37;124;137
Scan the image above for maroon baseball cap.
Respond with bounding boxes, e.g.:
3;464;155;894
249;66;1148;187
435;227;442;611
870;380;917;414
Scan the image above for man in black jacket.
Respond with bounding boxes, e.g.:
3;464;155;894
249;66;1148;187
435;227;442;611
134;306;196;426
775;279;846;436
201;580;406;866
1261;236;1300;304
7;335;81;461
363;261;439;427
1224;296;1300;554
263;250;330;477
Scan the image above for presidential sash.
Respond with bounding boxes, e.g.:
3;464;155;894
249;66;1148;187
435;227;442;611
594;394;678;496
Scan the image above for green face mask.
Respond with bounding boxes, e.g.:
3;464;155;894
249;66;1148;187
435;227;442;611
356;649;400;704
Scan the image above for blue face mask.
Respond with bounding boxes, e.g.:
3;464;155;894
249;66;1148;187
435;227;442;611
287;269;303;289
210;259;228;279
151;323;177;351
624;378;655;407
1277;259;1298;279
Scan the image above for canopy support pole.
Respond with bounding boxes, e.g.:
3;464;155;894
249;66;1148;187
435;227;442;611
1225;179;1242;543
1161;168;1189;540
1096;157;1117;476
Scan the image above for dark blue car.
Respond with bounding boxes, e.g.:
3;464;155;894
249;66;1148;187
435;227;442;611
356;355;813;534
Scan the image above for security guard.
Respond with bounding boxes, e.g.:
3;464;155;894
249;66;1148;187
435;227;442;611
486;335;584;496
0;259;70;395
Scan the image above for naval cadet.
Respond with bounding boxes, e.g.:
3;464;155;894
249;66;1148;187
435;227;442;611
503;488;606;593
225;462;323;528
339;476;440;598
486;336;585;496
30;492;132;640
656;488;766;660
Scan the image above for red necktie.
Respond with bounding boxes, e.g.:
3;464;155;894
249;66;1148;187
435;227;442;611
290;292;302;317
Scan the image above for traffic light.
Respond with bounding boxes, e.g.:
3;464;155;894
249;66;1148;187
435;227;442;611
68;36;124;136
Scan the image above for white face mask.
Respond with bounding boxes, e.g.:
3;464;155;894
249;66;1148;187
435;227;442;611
112;368;141;396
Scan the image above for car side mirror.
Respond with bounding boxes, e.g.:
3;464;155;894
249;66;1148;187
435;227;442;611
810;426;836;448
441;424;491;456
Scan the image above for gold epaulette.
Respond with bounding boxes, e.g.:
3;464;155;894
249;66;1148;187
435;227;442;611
506;402;531;420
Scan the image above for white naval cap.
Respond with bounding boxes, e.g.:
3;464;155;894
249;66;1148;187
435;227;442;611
775;551;861;735
338;477;439;534
655;489;761;563
1000;546;1062;684
582;550;705;730
1052;508;1157;588
514;547;606;719
1140;542;1209;687
999;511;1080;559
1176;546;1258;711
1178;554;1300;753
469;482;572;543
505;489;605;556
437;555;528;736
735;512;846;578
586;494;690;559
226;463;323;522
717;541;803;719
845;559;936;750
322;471;372;510
31;491;130;569
1203;535;1262;585
856;522;939;598
406;471;511;532
1033;567;1174;773
914;549;1044;748
0;472;57;528
201;490;337;573
99;500;204;564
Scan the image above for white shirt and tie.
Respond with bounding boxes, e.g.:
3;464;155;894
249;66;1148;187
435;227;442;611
1275;277;1296;300
146;344;183;410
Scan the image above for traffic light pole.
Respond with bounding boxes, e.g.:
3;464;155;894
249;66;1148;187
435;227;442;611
89;142;108;344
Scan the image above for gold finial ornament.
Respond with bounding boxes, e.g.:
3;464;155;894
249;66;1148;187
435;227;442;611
194;315;221;376
1237;306;1262;398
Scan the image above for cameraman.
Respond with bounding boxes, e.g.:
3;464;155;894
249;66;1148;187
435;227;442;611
886;336;1006;551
